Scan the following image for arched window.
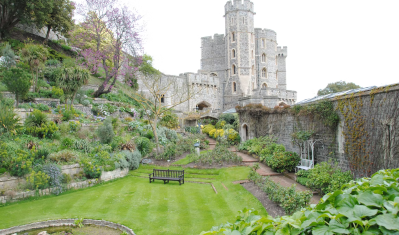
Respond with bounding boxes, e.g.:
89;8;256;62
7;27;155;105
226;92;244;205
261;54;266;63
232;32;235;42
252;65;255;75
233;82;237;93
210;73;217;77
232;49;236;58
232;64;237;75
262;83;267;89
262;68;267;78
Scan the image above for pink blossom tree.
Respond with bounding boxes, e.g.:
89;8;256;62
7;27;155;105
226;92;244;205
73;0;143;97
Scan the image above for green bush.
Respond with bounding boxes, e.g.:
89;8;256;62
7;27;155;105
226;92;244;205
26;121;58;138
62;109;74;121
185;126;199;134
135;137;152;157
191;145;242;166
26;170;50;190
156;143;177;160
61;44;72;51
97;118;114;144
9;150;33;177
25;109;48;127
249;169;312;214
264;151;300;173
203;169;399;235
0;167;6;174
49;150;77;163
73;139;90;153
51;86;64;98
0;102;21;133
2;67;31;106
119;150;141;170
80;158;102;179
297;160;353;195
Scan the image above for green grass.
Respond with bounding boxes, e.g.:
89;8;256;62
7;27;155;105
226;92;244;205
0;166;266;235
172;151;212;166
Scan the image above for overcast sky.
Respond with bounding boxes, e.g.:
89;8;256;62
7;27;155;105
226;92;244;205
115;0;398;101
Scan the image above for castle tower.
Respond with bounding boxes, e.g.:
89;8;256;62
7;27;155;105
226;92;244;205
224;0;256;98
277;46;287;90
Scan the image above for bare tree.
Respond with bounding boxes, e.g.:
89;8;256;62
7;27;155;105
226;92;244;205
130;73;204;153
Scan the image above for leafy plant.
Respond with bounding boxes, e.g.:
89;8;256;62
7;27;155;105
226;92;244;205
191;145;242;166
204;169;399;234
135;137;152;157
2;67;32;106
0;102;21;134
97;118;114;144
42;163;64;195
264;151;300;173
26;170;50;190
9;150;33;177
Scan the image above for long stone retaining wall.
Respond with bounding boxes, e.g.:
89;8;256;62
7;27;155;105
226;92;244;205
0;167;129;204
0;219;135;235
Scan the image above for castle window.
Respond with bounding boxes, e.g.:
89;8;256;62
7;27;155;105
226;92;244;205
157;94;165;103
232;32;235;42
232;49;236;58
210;73;217;77
230;17;235;24
262;68;267;78
262;39;266;48
232;64;237;75
262;83;267;89
261;53;266;63
233;82;237;93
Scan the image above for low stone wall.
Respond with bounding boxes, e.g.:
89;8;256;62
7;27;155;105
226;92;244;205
0;167;129;204
73;104;93;116
92;98;109;104
0;219;135;235
34;98;60;106
0;92;15;100
61;164;82;176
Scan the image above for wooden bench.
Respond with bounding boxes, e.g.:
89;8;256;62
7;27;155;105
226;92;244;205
149;169;185;185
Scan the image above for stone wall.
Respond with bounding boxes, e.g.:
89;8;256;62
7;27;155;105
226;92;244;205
0;167;129;204
34;98;60;106
0;219;135;235
239;84;399;177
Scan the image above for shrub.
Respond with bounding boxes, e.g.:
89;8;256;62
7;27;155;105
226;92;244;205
26;121;58;138
81;100;90;106
204;169;399;235
42;164;63;195
62;109;75;121
35;103;50;112
2;67;31;106
0;102;21;133
119;150;142;170
156;143;177;160
80;158;102;179
61;44;72;51
249;170;312;214
191;145;242;166
51;86;64;99
259;143;285;162
9;150;33;177
219;113;237;125
73;139;90;153
97;118;114;144
25;110;48;127
202;124;215;135
160;111;179;129
226;129;240;144
297;160;353;195
215;120;226;129
135;137;152;157
185;126;199;134
26;170;50;190
49;150;77;163
68;121;81;132
264;151;300;173
0;168;6;175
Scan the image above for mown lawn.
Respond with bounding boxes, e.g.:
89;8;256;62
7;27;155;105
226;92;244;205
0;166;266;235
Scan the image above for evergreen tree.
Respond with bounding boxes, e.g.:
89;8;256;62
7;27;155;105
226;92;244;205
44;0;76;44
2;67;32;107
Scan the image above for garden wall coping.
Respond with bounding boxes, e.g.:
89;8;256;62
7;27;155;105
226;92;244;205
0;219;135;235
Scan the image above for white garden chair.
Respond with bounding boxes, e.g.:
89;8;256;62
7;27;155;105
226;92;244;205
295;139;322;172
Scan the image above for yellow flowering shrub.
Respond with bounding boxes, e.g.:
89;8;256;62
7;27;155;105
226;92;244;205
209;129;217;137
214;129;225;139
203;124;215;135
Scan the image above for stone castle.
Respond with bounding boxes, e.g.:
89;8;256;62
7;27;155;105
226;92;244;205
138;0;297;117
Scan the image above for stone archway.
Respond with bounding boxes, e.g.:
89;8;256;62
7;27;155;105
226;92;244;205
241;123;249;142
197;101;211;110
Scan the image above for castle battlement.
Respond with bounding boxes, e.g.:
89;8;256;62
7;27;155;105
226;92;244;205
255;28;277;41
225;0;255;14
201;34;225;46
277;46;287;57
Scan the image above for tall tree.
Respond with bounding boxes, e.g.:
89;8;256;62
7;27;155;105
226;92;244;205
2;67;32;107
73;0;143;97
58;66;90;110
317;81;361;96
20;43;49;92
44;0;76;44
0;0;54;39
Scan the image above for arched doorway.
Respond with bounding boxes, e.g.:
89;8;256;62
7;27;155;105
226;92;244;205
197;101;211;111
242;124;249;141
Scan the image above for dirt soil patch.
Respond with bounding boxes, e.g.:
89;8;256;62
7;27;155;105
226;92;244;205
242;182;286;218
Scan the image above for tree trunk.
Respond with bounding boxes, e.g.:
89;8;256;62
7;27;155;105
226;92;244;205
44;25;52;44
151;116;161;154
15;94;19;107
35;68;39;92
70;93;77;111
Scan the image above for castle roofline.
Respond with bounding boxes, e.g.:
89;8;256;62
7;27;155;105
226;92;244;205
224;0;255;15
255;28;276;34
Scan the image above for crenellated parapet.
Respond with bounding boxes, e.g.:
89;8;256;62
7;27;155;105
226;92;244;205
277;46;287;57
254;28;277;41
225;0;255;14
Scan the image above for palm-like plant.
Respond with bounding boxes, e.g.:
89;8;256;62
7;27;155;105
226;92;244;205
58;66;90;110
21;43;49;92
